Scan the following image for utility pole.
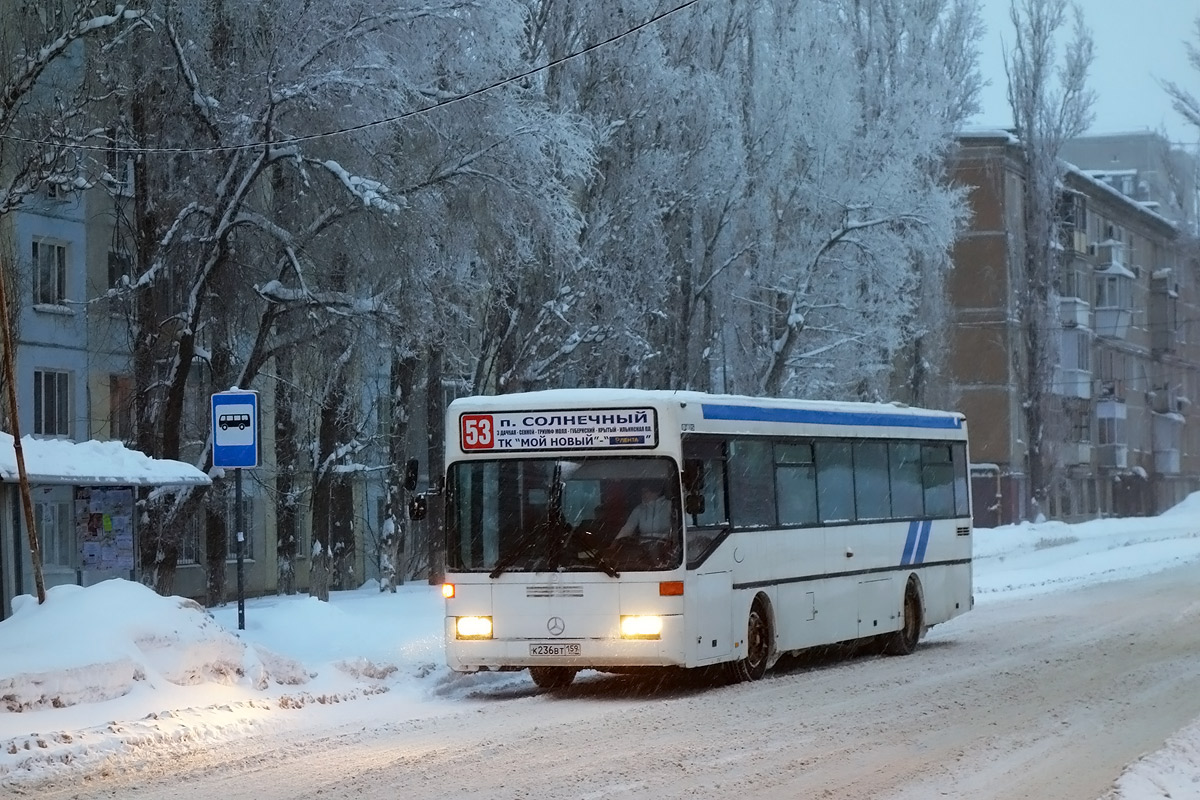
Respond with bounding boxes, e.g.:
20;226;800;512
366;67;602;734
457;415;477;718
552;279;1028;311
0;256;46;603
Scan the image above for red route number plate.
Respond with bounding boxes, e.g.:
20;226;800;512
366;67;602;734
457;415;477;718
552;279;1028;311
461;414;494;450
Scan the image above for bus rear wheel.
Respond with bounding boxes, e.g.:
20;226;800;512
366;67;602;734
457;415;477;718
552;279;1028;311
883;579;924;656
529;666;577;690
728;601;771;682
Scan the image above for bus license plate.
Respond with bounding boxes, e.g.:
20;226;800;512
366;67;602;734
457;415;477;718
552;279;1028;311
529;642;580;657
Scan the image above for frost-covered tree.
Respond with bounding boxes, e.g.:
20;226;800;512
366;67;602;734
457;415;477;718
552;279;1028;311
0;1;147;215
358;3;596;584
97;0;591;596
499;0;978;401
1163;15;1200;133
519;2;750;391
731;0;980;400
1003;0;1094;520
113;0;410;595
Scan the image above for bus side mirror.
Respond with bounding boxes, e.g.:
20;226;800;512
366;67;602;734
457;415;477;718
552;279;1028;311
403;459;419;492
685;493;705;516
408;494;427;521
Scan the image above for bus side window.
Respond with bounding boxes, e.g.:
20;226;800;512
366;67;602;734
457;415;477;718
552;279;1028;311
852;441;891;520
889;442;923;518
952;442;971;517
681;436;729;528
683;458;727;527
775;442;817;525
922;444;955;517
814;441;855;523
728;439;775;528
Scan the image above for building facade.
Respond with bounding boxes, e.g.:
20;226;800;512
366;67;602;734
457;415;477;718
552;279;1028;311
951;132;1200;527
1061;131;1199;235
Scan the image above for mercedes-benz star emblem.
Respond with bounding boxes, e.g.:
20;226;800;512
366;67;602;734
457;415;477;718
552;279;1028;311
547;616;566;636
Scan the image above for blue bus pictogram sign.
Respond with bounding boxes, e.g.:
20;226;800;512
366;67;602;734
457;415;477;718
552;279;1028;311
212;390;259;468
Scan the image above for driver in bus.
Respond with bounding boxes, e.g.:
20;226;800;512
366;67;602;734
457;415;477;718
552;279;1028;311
612;482;673;547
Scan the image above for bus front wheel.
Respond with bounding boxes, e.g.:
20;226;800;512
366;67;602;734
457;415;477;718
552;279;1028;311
728;600;771;682
884;579;924;656
529;666;577;690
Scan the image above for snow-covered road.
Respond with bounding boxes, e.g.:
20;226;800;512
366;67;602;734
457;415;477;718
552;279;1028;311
23;560;1200;800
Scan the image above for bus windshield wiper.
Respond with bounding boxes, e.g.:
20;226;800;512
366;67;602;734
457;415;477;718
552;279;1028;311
571;528;620;577
489;522;546;579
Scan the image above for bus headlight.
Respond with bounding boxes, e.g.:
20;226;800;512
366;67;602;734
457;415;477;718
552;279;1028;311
455;616;493;639
620;615;663;639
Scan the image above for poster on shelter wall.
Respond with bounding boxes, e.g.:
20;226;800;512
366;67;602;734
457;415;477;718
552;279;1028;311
76;487;135;570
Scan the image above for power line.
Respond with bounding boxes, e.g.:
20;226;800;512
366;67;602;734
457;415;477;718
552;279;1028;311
0;0;702;157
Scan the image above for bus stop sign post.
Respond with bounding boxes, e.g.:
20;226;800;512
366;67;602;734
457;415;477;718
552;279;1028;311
212;390;259;630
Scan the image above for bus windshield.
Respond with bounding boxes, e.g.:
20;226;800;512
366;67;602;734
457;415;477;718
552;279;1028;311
447;456;682;575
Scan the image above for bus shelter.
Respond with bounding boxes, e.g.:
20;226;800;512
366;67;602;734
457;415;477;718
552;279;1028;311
0;433;210;619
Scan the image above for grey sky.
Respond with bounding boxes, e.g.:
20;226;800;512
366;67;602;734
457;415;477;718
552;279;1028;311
972;0;1200;146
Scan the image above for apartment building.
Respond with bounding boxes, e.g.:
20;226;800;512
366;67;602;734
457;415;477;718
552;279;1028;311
1061;131;1199;234
951;131;1200;527
0;10;269;608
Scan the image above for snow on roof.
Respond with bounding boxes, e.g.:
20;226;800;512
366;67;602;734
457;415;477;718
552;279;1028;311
956;126;1020;143
953;130;1179;232
1096;261;1138;279
1085;168;1139;178
0;433;210;487
1065;164;1177;231
448;388;962;420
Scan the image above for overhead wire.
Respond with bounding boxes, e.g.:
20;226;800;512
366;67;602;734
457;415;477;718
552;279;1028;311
0;0;703;156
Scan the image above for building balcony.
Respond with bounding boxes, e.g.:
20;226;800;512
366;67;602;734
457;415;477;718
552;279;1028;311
1094;261;1135;340
1052;367;1092;399
1152;412;1184;475
1061;441;1092;466
1154;448;1181;474
1093;240;1125;268
1096;443;1128;469
1059;296;1091;328
1094;307;1132;339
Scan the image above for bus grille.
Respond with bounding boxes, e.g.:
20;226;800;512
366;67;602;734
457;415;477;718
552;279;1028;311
956;526;971;536
526;584;584;597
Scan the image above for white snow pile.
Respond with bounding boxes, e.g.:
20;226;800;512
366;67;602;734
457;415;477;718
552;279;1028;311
0;581;297;714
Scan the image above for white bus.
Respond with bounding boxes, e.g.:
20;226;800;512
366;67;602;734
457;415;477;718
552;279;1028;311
425;389;972;689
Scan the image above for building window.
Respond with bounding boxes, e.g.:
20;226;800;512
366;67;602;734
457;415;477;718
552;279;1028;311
110;374;134;441
1059;328;1091;372
1096;400;1127;446
106;127;134;196
33;369;71;437
1057;262;1090;299
35;498;75;569
1071;408;1091;444
1095;274;1131;309
108;251;133;289
32;240;67;305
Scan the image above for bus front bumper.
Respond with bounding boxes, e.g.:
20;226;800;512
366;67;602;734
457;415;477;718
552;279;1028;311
445;615;686;672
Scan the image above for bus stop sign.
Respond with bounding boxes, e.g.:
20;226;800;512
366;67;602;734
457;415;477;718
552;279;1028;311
212;390;259;468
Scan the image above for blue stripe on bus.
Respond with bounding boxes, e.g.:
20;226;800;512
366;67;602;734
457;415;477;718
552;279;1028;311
901;521;920;565
914;520;932;564
700;403;962;429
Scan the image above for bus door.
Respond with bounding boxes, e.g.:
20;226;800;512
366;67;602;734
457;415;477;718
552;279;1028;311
688;570;732;663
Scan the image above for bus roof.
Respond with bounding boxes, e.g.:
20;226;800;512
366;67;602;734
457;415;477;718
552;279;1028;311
447;388;964;425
